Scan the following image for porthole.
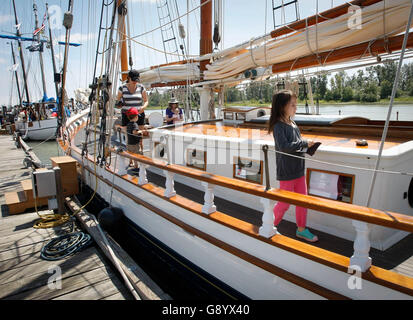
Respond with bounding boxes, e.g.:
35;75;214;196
257;109;266;118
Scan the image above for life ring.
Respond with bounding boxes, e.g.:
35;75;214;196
148;112;164;127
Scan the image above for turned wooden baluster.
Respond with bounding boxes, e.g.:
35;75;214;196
350;220;372;272
164;170;176;198
259;198;278;238
138;163;148;185
202;182;216;214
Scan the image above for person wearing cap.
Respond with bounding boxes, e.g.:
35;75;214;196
116;69;149;127
165;97;183;125
126;107;143;173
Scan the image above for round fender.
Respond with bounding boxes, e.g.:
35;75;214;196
98;207;124;233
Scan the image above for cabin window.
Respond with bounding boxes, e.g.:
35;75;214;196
236;113;246;120
307;168;355;204
224;112;234;120
186;148;206;171
233;157;263;185
153;142;168;160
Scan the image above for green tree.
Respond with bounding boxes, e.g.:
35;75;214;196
341;87;353;102
360;81;379;102
380;79;393;99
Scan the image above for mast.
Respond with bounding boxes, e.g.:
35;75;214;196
117;0;128;81
58;0;74;134
199;0;213;120
11;0;30;105
45;2;60;101
200;0;212;77
9;42;22;106
33;1;47;100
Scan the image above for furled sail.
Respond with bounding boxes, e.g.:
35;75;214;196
204;0;413;80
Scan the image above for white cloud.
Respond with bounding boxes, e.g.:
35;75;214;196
0;15;13;25
59;32;97;44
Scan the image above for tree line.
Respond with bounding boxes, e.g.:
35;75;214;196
225;61;413;104
146;61;413;107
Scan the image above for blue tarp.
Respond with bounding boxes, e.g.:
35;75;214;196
0;34;81;47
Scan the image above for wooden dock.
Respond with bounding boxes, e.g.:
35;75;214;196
0;135;170;300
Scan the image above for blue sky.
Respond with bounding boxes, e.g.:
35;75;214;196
0;0;370;105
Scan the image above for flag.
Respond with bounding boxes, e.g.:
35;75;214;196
33;24;45;36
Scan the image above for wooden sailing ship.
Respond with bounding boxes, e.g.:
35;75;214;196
57;0;413;299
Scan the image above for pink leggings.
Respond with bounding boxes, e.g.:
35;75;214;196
273;175;307;229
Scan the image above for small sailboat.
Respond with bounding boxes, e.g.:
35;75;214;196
5;0;80;141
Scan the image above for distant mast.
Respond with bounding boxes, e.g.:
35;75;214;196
9;42;22;106
11;0;30;105
33;1;47;101
45;2;60;101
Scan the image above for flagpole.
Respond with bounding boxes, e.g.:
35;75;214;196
46;2;60;102
9;42;22;106
33;1;47;101
12;0;30;105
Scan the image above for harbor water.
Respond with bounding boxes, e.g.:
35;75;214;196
26;104;413;167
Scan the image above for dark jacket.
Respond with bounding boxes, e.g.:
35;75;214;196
273;121;308;181
126;121;140;145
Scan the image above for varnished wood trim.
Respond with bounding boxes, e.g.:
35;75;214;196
270;0;382;38
79;163;349;300
111;150;413;234
272;33;413;75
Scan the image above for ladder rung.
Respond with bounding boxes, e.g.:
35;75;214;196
273;0;298;11
163;37;176;43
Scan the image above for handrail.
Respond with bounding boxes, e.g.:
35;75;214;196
108;147;413;234
60;113;413;234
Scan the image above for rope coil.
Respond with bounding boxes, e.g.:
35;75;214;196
40;231;93;261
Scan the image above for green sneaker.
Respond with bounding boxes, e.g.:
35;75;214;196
296;228;318;242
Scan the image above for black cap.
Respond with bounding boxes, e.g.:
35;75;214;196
128;69;140;81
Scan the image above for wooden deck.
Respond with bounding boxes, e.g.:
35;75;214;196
170;121;407;150
0;211;133;300
0;135;169;300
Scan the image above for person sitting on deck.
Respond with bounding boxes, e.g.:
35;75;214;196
165;97;183;125
126;107;143;174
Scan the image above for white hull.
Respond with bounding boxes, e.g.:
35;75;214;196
68;148;411;299
15;118;57;141
148;125;413;251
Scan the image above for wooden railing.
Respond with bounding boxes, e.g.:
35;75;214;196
61;113;413;275
109;147;413;273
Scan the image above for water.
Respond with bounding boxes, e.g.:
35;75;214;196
26;104;413;167
296;104;413;121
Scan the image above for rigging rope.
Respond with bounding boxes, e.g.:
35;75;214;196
366;0;413;207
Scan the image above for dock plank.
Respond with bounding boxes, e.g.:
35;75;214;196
4;266;115;300
0;135;137;300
